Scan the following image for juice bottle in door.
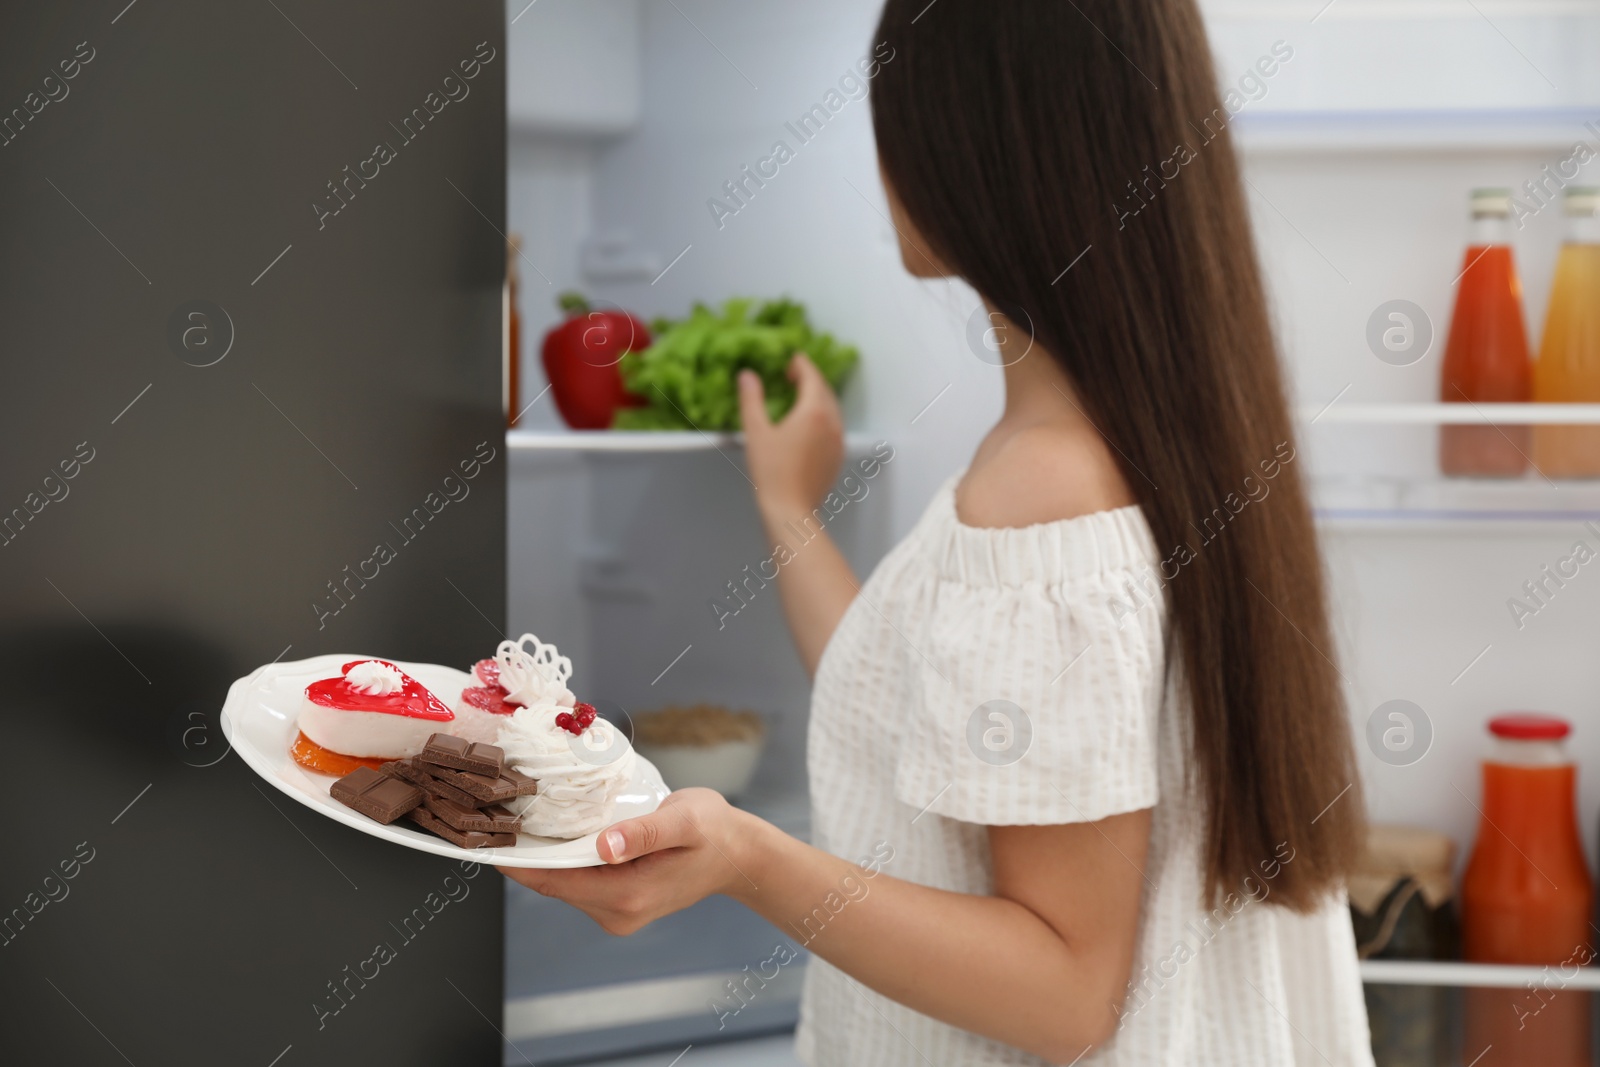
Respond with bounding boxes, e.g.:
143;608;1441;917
1461;713;1593;1067
1439;189;1533;477
506;234;523;428
1533;187;1600;478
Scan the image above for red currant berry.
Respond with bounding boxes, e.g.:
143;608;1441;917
555;712;580;735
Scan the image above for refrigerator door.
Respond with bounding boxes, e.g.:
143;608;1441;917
0;2;508;1064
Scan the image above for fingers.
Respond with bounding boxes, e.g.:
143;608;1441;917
788;351;820;396
495;865;534;889
788;352;835;416
600;807;692;863
737;369;772;435
497;864;576;898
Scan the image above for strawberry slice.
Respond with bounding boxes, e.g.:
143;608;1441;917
460;684;518;716
473;658;502;687
304;659;453;721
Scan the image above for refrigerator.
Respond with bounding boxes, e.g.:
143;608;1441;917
0;1;508;1064
502;1;1600;1064
6;1;1600;1065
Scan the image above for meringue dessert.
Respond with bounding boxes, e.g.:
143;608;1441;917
452;632;576;740
498;701;639;839
292;659;455;776
467;632;639;839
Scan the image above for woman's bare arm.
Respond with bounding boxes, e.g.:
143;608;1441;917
504;792;1151;1062
738;356;859;675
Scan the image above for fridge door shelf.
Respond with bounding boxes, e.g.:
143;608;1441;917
1361;959;1600;991
1236;108;1600;156
1299;403;1600;425
1314;475;1600;527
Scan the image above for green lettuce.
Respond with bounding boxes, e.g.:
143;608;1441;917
613;298;857;431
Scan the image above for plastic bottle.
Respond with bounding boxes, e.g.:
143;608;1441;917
1533;187;1600;478
506;234;523;429
1461;713;1593;1067
1439;189;1534;477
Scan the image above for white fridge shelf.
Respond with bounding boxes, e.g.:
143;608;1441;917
1315;476;1600;527
1235;108;1600;155
507;428;883;453
1299;403;1600;425
509;429;743;452
1299;405;1600;524
1361;959;1600;991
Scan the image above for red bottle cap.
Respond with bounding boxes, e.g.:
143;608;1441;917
1488;713;1571;741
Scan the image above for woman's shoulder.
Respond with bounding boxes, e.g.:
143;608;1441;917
956;420;1137;531
922;423;1154;591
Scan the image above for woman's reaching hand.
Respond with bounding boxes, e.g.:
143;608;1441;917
739;353;845;528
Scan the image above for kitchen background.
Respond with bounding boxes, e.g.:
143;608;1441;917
500;1;1600;1064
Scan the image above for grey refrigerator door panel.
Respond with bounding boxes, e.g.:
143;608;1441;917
0;2;507;1064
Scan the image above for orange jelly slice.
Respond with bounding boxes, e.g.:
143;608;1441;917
290;731;389;777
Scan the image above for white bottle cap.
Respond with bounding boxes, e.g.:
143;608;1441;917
1469;188;1512;217
1565;186;1600;217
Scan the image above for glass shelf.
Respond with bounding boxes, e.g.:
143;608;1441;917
507;429;883;453
1361;959;1600;992
1300;405;1600;525
1235;107;1600;155
1314;476;1600;527
1299;403;1600;425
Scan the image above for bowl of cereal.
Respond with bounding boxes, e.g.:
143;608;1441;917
631;705;766;798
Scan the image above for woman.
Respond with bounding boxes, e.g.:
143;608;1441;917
503;0;1371;1063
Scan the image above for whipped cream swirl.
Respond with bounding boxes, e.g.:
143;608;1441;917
497;704;636;839
495;633;576;708
345;660;404;695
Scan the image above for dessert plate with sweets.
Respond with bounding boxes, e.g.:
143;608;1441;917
219;635;668;868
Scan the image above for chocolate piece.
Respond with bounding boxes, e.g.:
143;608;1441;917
422;792;522;834
382;758;481;809
420;733;505;777
330;766;422;825
423;762;537;803
406;805;516;849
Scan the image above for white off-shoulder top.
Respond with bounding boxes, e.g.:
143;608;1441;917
794;476;1372;1066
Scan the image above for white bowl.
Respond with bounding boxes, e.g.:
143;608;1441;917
634;737;765;797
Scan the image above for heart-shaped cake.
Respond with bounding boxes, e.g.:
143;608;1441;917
297;660;455;763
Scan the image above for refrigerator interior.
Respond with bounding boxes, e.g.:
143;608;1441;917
502;1;1600;1062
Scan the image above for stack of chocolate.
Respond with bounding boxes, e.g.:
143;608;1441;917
329;733;536;849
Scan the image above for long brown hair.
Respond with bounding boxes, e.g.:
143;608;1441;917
871;0;1361;910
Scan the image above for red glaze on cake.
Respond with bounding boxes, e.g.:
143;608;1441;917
459;659;519;717
295;660;456;768
452;636;580;747
474;658;502;687
305;659;453;720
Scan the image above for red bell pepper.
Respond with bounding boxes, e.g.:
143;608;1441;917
540;293;650;430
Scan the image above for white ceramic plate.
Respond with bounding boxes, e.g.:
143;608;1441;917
220;654;668;868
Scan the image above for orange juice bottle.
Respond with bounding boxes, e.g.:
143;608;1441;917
1439;189;1533;477
1461;713;1593;1067
1533;187;1600;478
506;234;523;428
